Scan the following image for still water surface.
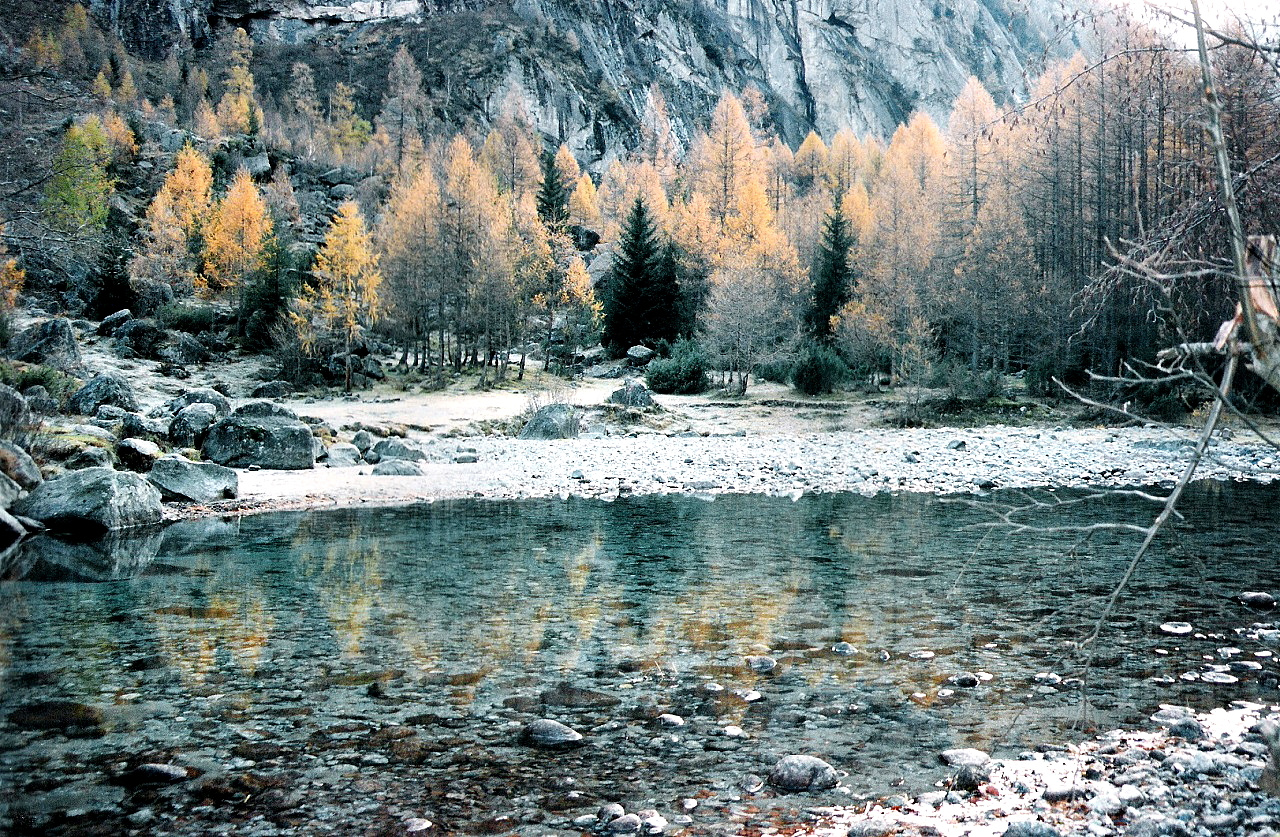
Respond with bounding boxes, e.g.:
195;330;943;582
2;482;1280;834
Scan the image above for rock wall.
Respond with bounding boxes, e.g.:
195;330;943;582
95;0;1085;156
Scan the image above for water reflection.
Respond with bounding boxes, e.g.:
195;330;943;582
3;482;1280;829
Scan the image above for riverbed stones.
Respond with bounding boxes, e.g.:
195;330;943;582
7;700;103;732
947;672;980;687
520;718;583;749
148;455;237;503
68;373;138;415
203;402;315;470
8;317;81;371
540;681;620;707
518;404;579;439
940;748;990;767
767;755;839;791
352;430;374;453
14;467;162;533
1002;824;1060;837
372;438;428;462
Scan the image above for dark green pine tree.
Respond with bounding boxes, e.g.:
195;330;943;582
536;151;569;229
603;197;683;354
806;198;856;341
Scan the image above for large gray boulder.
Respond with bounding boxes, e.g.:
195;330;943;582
164;388;231;418
168;403;219;448
518;404;579;440
97;309;132;336
8;318;82;371
0;384;31;438
0;441;41;489
14;468;163;534
112;318;168;359
767;755;840;792
371;437;428;462
324;443;362;467
203;402;315;470
607;379;655;408
116;438;162;472
148;455;238;503
371;459;424;476
625;345;655;366
158;332;209;366
68;373;139;415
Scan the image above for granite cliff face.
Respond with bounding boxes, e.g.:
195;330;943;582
94;0;1083;158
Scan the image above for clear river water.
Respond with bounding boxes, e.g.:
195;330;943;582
2;481;1280;835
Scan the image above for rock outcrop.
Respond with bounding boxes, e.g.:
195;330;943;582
14;467;163;533
148;454;238;503
203;401;316;470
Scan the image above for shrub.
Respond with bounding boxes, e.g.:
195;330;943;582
0;359;79;403
942;364;1004;403
791;343;848;395
158;303;217;334
754;357;793;384
646;339;710;394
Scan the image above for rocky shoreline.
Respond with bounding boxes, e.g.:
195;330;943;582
208;424;1278;521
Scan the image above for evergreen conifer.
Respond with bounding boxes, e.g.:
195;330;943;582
806;197;856;341
602;197;682;354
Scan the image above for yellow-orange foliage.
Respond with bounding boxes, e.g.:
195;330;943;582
202;168;271;296
0;225;25;309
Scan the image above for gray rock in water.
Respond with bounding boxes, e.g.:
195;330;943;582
626;345;656;366
1002;824;1061;837
117;438;162;472
372;438;428;462
325;443;362;467
597;803;626;825
520;718;584;749
747;655;777;673
169;403;219;448
97;309;132;336
148;455;237;503
371;459;425;476
8;317;81;371
947;672;980;687
1238;591;1276;610
636;810;667;835
940;748;990;767
607;814;642;834
1125;819;1191;837
68;373;138;415
0;441;41;490
14;467;162;533
166;388;232;418
608;379;656;408
518;403;579;440
203;402;315;470
831;642;857;655
767;755;839;792
251;380;292;399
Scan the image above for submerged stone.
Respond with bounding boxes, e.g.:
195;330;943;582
521;718;583;749
767;755;839;791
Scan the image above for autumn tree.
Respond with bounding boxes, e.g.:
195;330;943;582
703;266;795;394
379;164;445;370
289;63;324;159
202;168;272;302
293;201;382;390
376;46;430;171
44;117;113;237
0;226;25;311
215;28;261;136
328;83;372;162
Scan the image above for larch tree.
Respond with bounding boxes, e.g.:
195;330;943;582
289;62;324;159
696;91;759;226
328;83;372;162
480;96;540;204
376;46;430;171
294;201;382;391
639;83;680;187
793;131;828;195
553;145;580;190
569;173;601;231
378;164;444;369
44;116;113;237
202;168;272;302
215;28;261;136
